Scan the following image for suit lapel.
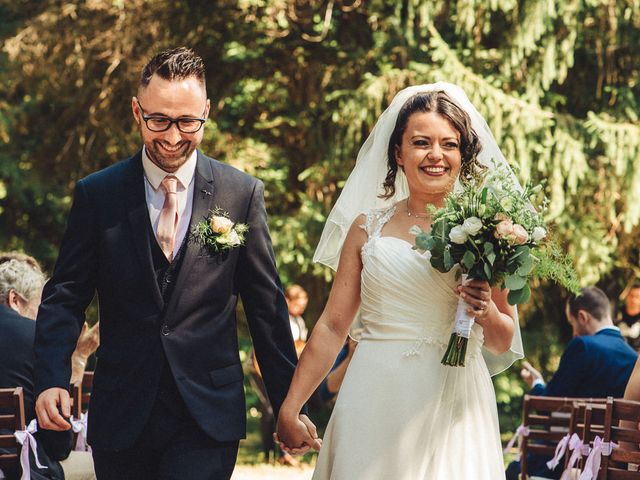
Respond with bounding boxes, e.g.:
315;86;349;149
125;152;164;311
164;152;216;316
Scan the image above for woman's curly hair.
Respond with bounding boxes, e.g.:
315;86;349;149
381;91;483;199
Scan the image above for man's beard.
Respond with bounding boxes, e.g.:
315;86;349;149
145;138;197;172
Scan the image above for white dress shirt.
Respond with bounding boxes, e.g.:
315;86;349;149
142;146;197;258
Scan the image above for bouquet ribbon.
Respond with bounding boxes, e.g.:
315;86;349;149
14;418;47;480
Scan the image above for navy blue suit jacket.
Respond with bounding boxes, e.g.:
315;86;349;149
530;328;637;398
508;328;638;480
34;151;299;451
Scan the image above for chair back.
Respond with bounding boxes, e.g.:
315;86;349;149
81;371;93;413
521;395;581;478
0;387;26;478
602;398;640;479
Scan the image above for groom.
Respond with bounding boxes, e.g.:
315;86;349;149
34;47;315;479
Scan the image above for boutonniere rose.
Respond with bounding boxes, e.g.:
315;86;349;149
192;208;248;253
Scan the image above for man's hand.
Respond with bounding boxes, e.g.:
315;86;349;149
520;360;544;389
275;412;322;455
35;388;72;431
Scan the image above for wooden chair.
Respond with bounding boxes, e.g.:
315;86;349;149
520;395;608;479
81;371;93;413
521;395;581;479
583;397;640;479
0;387;26;479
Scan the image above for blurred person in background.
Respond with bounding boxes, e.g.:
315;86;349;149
0;254;97;480
616;283;640;350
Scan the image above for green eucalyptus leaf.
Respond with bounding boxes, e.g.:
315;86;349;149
505;274;527;291
507;284;531;305
462;250;476;270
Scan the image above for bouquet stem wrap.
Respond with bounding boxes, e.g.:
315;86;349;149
442;274;475;366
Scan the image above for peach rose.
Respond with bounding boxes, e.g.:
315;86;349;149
210;216;234;234
512;224;529;245
494;219;514;240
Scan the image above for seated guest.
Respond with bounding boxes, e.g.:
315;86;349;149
617;283;640;350
0;254;97;480
506;287;638;480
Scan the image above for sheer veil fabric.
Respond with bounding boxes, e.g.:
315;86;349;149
313;82;524;375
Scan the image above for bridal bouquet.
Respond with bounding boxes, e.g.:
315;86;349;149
413;161;578;366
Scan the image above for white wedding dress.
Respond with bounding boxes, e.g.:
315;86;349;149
312;205;506;480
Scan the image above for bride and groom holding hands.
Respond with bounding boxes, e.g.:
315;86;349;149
33;47;523;479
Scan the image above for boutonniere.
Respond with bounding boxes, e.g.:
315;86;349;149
192;208;248;253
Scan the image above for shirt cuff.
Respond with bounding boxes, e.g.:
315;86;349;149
532;379;545;389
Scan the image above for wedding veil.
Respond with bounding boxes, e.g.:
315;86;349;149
313;82;524;376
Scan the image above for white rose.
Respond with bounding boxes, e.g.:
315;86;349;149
227;230;241;246
217;230;241;246
462;217;483;236
449;225;468;244
210;216;234;234
532;226;547;242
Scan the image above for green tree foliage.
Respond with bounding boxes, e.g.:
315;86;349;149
1;0;639;438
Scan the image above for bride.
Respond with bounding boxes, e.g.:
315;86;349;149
276;83;524;479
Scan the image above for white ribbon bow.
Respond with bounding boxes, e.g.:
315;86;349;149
560;434;590;480
547;433;572;470
70;412;90;452
503;424;530;460
14;419;47;480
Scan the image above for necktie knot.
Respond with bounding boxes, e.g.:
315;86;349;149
161;175;178;194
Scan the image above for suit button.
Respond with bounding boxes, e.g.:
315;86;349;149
161;325;171;336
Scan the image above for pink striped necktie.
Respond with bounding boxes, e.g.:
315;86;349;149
157;175;179;261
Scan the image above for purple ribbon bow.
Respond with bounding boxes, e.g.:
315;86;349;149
578;436;618;480
560;434;588;480
503;424;530;460
14;419;47;480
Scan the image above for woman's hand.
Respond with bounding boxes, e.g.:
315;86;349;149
455;280;516;354
456;279;493;324
275;411;322;455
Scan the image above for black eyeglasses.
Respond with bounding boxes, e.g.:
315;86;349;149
136;100;207;133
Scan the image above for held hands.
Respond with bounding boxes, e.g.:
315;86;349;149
35;388;72;431
275;413;322;455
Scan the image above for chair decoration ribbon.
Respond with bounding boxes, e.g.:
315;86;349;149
547;433;572;470
560;434;589;480
14;419;47;480
71;412;90;452
578;436;618;480
503;424;530;460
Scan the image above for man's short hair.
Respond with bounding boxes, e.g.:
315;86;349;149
140;47;205;88
0;258;46;305
567;287;611;321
